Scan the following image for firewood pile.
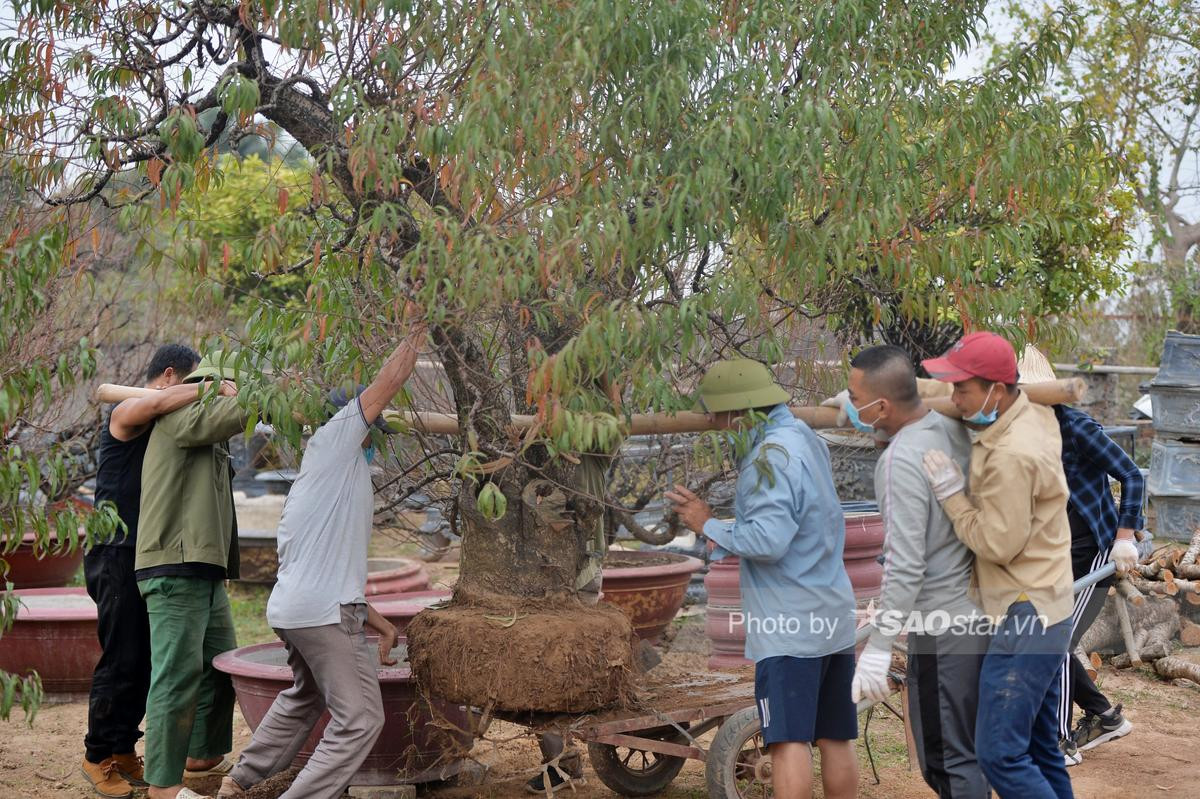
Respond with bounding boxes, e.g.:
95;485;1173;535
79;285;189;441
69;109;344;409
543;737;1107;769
1077;529;1200;688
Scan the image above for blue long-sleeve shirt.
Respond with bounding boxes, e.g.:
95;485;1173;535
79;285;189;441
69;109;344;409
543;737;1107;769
702;404;856;660
1054;405;1146;551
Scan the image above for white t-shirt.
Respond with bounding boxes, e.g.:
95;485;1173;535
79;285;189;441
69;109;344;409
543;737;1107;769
266;398;374;629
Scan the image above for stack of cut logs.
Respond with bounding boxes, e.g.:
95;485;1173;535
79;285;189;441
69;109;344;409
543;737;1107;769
1078;528;1200;686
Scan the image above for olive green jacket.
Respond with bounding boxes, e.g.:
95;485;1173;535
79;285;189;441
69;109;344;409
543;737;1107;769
135;396;249;578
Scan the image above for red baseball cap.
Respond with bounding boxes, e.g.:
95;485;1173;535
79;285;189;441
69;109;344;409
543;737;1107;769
922;332;1017;384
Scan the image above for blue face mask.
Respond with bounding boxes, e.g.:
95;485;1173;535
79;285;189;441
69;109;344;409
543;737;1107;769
364;445;376;464
844;397;882;434
964;384;999;426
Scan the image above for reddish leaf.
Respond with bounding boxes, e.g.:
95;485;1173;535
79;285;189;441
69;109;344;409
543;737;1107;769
147;157;163;187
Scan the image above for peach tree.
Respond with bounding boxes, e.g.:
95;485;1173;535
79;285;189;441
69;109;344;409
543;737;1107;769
0;0;1124;711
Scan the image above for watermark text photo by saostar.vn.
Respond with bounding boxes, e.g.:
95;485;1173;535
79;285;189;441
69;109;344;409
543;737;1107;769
728;607;1052;640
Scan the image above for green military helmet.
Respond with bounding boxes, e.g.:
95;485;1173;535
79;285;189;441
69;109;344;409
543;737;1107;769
184;351;246;383
694;358;791;413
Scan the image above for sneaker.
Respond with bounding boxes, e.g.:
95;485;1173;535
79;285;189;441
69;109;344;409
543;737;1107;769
1059;737;1082;767
110;753;146;787
525;768;583;794
80;757;133;799
1073;704;1134;752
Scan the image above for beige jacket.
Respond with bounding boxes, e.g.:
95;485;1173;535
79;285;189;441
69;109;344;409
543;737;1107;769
941;392;1074;624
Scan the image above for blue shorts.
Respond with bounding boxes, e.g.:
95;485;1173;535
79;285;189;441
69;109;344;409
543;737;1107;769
754;650;858;744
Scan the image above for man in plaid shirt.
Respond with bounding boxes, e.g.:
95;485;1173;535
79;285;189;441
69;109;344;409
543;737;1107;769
1020;349;1142;767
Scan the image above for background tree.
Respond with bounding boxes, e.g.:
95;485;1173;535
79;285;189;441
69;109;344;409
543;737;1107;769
996;0;1200;361
0;0;1127;711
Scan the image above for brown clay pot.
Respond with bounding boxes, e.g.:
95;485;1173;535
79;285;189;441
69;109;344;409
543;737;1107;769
0;587;101;700
214;641;472;785
3;532;85;588
599;550;704;643
364;558;432;596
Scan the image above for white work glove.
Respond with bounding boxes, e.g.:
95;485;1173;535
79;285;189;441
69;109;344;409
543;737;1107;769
821;389;850;427
921;450;965;502
1110;537;1139;575
850;644;892;704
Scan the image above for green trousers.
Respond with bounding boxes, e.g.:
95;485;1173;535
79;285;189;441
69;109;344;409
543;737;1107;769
139;576;237;788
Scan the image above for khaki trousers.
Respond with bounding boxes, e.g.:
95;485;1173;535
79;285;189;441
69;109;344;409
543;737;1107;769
229;604;384;799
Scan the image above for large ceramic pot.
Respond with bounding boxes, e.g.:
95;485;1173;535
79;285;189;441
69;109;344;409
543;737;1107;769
4;532;85;588
843;509;885;601
703;558;747;670
704;504;884;669
0;587;101;700
600;550;704;643
364;558;432;597
369;590;452;638
214;642;472;785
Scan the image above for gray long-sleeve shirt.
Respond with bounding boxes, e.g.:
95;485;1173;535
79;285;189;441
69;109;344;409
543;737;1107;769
868;410;980;651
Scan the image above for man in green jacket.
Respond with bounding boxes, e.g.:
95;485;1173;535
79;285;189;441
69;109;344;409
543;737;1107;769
135;353;251;799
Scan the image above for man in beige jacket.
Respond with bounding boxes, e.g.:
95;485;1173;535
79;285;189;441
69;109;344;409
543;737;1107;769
920;332;1074;799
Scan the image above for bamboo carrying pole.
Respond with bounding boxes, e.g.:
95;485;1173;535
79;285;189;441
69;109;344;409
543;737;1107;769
93;376;1086;436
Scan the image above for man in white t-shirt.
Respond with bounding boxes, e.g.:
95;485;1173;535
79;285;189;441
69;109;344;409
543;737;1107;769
218;328;423;799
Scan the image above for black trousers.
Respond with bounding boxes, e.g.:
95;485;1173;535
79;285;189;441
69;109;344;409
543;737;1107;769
906;630;991;799
1057;509;1114;739
84;546;152;762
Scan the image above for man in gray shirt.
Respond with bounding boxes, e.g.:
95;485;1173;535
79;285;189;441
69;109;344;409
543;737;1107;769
218;326;424;799
842;346;990;799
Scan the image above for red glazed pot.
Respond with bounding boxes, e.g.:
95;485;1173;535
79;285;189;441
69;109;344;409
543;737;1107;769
600;550;704;643
3;533;85;588
364;558;432;597
843;511;885;601
0;587;100;700
214;641;472;785
368;590;451;638
703;559;748;670
704;510;885;669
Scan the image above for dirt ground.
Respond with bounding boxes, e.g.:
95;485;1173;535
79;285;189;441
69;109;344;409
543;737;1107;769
4;636;1199;798
6;528;1200;797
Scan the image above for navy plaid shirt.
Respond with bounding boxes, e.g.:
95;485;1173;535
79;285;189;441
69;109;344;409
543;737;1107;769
1054;405;1145;551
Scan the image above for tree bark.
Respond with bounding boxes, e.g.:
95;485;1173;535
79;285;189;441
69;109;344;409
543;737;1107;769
455;477;596;603
1153;656;1200;686
1078;595;1178;655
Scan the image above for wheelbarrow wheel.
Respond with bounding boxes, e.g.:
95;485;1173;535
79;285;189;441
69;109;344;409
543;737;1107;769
706;706;772;799
587;729;687;796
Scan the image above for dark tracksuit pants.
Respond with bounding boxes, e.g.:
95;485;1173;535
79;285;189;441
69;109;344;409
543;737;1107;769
906;630;991;799
84;546;152;763
1057;508;1115;739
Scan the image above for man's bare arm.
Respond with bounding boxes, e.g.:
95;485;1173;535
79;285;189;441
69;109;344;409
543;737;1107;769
359;327;426;426
108;380;236;442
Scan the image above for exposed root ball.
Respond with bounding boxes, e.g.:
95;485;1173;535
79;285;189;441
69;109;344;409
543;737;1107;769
407;603;634;713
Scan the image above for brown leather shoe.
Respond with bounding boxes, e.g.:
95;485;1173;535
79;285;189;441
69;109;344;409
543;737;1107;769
111;753;147;787
80;757;133;799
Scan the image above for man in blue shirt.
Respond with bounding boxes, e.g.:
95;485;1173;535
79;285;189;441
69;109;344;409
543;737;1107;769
667;358;858;799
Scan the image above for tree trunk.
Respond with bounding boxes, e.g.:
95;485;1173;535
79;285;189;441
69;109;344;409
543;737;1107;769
408;463;634;712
